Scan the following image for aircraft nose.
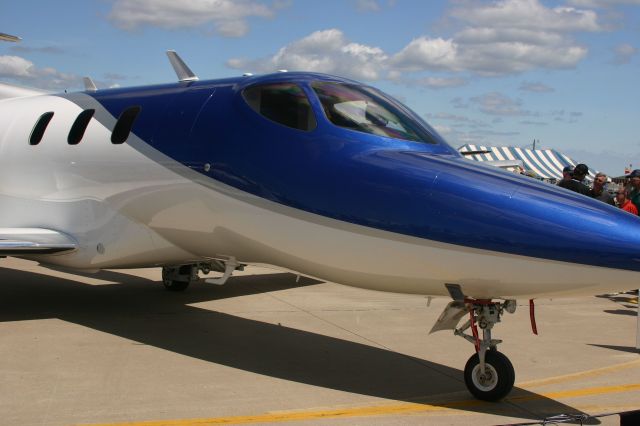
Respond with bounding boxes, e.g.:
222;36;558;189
422;156;640;273
506;178;640;271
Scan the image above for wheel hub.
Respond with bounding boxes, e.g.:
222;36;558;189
472;363;498;391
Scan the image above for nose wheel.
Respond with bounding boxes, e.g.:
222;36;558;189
464;350;514;401
162;265;196;291
455;299;517;401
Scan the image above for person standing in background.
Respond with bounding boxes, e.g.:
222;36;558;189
558;165;573;185
591;172;615;205
626;169;640;214
558;163;591;196
616;188;638;215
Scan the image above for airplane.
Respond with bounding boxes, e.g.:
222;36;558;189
0;32;21;42
2;42;640;402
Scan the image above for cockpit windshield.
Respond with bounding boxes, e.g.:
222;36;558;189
311;82;436;144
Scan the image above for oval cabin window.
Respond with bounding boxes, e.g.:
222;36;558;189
111;106;141;144
68;109;95;145
29;112;55;145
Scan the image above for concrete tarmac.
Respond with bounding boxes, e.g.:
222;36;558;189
0;257;638;425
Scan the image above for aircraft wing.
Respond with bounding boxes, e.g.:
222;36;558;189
0;228;77;255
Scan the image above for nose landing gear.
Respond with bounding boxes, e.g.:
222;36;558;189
431;289;518;401
457;299;516;401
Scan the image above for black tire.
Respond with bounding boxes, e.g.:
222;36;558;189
162;266;192;292
464;350;515;401
163;279;189;291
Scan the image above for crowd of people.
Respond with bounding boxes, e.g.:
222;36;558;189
556;164;640;215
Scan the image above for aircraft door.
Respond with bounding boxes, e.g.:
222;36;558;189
151;86;215;170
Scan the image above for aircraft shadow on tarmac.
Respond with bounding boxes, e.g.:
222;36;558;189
0;266;597;423
603;309;638;316
596;293;638;312
588;344;639;354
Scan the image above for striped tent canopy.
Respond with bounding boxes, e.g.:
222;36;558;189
458;144;596;181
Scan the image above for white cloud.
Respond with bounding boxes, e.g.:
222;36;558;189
389;0;595;75
0;55;33;77
470;92;529;116
567;0;640;8
391;37;459;71
427;112;471;122
451;0;602;32
356;0;381;12
452;97;469;109
417;76;467;89
434;124;522;148
0;55;79;90
551;109;582;123
108;0;274;37
226;1;606;83
215;20;250;38
432;124;453;135
355;0;399;11
455;41;587;75
519;81;555;92
426;112;489;128
378;0;596;77
227;29;388;80
612;43;637;64
519;120;548;126
10;45;66;55
454;28;566;46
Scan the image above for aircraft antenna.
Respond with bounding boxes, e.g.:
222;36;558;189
83;77;97;92
166;50;199;82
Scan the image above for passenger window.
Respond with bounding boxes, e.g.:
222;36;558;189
312;82;435;143
68;109;95;145
29;112;54;145
242;83;316;131
111;106;141;144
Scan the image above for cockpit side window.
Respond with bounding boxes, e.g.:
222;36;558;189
242;83;316;131
311;82;435;144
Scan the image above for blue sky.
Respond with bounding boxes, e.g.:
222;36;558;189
1;0;639;174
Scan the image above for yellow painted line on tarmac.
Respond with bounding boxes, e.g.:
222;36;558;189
80;403;459;426
510;383;640;402
81;383;640;426
517;358;640;389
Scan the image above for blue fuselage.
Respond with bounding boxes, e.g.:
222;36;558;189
85;72;640;274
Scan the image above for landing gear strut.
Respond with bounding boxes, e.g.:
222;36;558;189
431;292;517;401
161;259;243;291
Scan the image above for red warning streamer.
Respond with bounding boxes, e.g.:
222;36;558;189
529;299;538;335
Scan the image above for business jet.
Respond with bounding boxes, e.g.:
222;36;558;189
1;42;639;401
